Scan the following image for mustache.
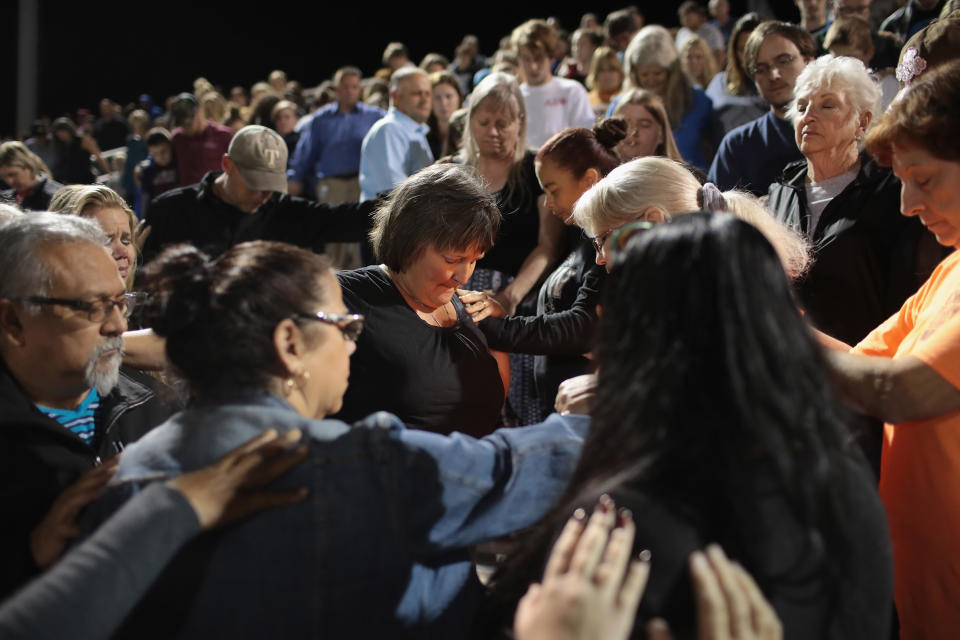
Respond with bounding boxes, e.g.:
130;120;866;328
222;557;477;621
91;336;125;361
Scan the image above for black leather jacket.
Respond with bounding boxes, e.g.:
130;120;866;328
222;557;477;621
767;153;946;345
0;362;176;598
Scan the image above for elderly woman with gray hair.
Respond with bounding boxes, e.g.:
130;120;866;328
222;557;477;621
767;55;947;347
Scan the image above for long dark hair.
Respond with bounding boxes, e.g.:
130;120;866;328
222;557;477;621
488;213;870;637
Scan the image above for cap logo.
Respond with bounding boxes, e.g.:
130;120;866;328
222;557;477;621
263;148;281;168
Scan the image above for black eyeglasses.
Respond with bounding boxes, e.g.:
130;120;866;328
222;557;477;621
16;292;142;322
294;311;364;341
589;225;624;254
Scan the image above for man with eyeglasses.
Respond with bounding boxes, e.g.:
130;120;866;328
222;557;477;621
707;21;816;196
0;214;174;598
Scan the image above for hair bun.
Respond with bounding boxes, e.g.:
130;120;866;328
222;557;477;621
140;245;213;336
594;118;628;149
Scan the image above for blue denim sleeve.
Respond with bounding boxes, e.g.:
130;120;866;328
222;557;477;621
390;413;589;549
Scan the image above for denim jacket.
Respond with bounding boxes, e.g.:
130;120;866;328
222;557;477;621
92;392;587;639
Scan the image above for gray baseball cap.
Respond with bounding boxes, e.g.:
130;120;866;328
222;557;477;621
226;125;288;193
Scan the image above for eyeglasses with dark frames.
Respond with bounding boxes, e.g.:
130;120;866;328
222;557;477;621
16;292;142;322
294;311;364;341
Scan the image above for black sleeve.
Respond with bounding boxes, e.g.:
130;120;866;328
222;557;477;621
274;195;378;250
479;264;604;355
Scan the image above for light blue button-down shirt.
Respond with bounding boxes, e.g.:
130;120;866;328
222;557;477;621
358;107;433;201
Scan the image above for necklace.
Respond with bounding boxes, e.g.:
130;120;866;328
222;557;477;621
387;268;453;327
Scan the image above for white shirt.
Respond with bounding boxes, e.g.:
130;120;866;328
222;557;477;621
520;77;597;150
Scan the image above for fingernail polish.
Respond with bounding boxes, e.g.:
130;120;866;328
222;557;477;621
572;507;586;521
637;549;651;562
617;508;633;525
599;494;613;512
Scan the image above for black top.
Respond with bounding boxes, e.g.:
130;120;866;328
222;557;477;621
0;176;63;212
475;151;543;277
481;239;604;419
141;171;376;264
333;266;504;437
486;449;892;640
767;154;948;345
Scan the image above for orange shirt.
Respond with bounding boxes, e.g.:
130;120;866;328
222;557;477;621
853;248;960;639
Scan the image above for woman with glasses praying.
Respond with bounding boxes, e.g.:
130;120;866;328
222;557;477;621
90;238;588;638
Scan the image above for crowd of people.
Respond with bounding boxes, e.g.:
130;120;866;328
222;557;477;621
3;1;960;638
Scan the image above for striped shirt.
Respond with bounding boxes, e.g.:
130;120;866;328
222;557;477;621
37;389;100;446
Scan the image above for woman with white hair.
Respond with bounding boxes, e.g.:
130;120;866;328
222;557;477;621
767;54;947;347
607;25;714;170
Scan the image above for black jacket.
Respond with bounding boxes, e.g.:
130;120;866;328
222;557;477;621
0;176;63;212
0;362;176;598
142;171;376;264
768;154;946;345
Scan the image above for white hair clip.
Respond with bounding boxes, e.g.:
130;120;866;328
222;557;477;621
896;47;927;85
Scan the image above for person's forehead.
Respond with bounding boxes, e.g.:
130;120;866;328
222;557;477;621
400;75;430;91
42;242;125;298
757;34;801;61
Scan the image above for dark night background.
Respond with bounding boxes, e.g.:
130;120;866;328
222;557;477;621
2;0;781;140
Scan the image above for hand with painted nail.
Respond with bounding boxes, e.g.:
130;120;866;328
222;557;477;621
646;545;782;640
514;495;651;640
167;429;309;530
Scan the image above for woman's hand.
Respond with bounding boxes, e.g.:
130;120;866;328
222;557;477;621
514;495;651;640
167;429;309;530
646;545;782;640
555;373;597;415
29;458;119;568
457;288;505;322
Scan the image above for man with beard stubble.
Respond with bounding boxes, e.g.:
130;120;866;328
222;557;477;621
0;214;174;598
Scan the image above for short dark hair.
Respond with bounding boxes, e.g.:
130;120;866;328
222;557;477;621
866;60;960;165
370;164;500;272
145;128;172;147
743;21;817;80
333;66;362;85
141;241;334;397
604;9;636;41
678;0;706;19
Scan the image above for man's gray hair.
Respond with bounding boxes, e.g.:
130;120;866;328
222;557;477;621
0;212;108;311
389;66;428;92
787;54;882;124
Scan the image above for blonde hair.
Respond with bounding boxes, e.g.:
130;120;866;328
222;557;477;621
201;92;228;124
49;184;139;288
679;35;719;89
572;157;811;280
721;191;810;280
0;141;52;179
458;72;528;168
611;89;684;162
572;156;699;236
623;26;694;129
585;46;624;91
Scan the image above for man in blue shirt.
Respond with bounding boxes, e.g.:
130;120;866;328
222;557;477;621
288;67;385;268
286;66;384;202
359;67;434;202
707;22;816;196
